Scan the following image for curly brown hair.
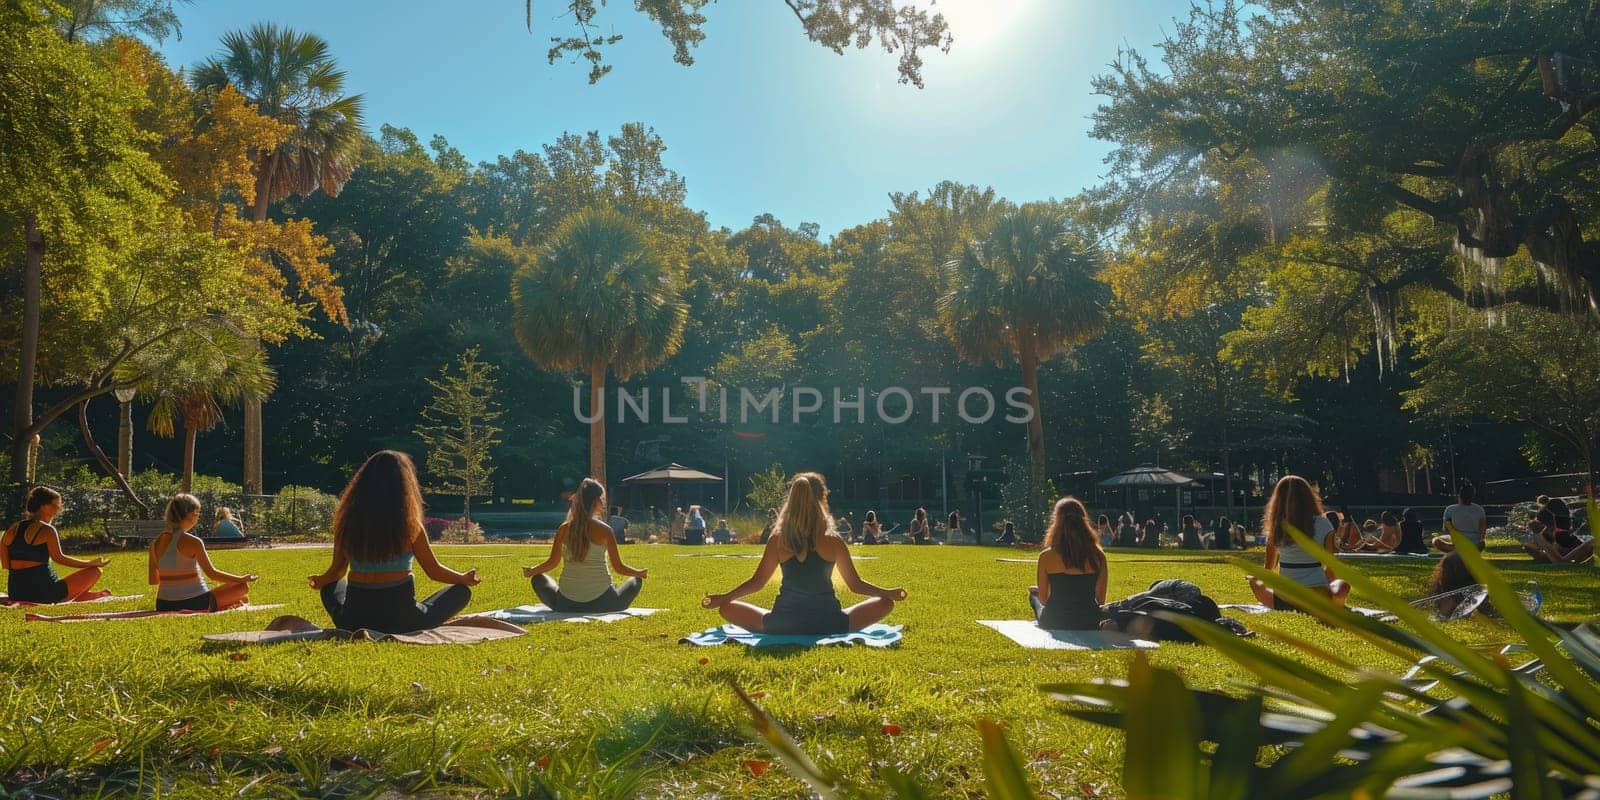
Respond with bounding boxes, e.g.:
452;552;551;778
332;451;425;563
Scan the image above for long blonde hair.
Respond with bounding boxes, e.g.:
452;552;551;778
563;478;606;562
153;493;202;556
1262;475;1324;546
774;472;832;555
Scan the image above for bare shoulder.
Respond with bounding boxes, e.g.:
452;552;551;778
817;532;848;560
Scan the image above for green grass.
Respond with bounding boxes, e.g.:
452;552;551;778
0;543;1595;798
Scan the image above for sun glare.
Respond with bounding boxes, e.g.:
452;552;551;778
934;0;1034;51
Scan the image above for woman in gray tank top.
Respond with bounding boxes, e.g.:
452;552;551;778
1246;475;1351;612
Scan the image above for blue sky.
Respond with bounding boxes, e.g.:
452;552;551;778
158;1;1196;236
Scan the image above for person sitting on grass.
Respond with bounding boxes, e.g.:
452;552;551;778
909;507;930;544
859;510;882;544
1427;552;1479;618
1434;480;1487;553
1247;475;1351;611
1521;507;1594;564
149;494;256;612
1029;497;1107;630
1214;516;1235;550
1179;514;1206;549
701;471;906;634
713;518;733;544
523;478;649;612
2;486;110;604
212;507;246;540
996;520;1017;545
1396;508;1429;554
310;450;478;633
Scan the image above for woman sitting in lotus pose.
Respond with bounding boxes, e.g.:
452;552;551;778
1029;497;1108;630
310;450;478;632
1247;475;1351;611
702;472;905;634
148;494;256;612
523;478;648;612
2;486;110;603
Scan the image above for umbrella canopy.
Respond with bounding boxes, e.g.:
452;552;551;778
619;463;723;484
1097;466;1197;488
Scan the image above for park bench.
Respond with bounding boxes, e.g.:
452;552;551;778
102;518;272;549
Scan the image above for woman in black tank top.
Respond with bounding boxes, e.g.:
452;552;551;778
1030;497;1108;630
702;472;907;634
3;487;110;604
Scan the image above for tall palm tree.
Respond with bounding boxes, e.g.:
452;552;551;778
940;205;1110;473
191;23;364;495
506;207;687;486
143;335;276;493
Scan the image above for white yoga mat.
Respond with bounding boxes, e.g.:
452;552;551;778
977;619;1158;650
467;605;663;624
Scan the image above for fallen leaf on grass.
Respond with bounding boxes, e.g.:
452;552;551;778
882;724;902;736
260;745;283;756
535;755;551;769
168;723;189;737
742;759;770;777
88;737;115;754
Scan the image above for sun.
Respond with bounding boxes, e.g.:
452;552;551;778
932;0;1035;51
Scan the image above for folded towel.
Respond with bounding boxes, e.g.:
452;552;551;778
680;622;902;647
977;619;1157;650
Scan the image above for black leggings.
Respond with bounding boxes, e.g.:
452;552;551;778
531;574;642;613
320;578;471;633
156;591;218;613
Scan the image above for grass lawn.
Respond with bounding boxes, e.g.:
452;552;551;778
1;542;1595;798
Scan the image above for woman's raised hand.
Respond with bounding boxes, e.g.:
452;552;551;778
701;593;725;609
521;566;536;578
460;568;480;586
883;587;908;602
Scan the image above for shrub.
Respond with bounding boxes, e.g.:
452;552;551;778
440;518;486;544
998;456;1056;543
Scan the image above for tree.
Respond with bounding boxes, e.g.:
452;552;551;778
526;0;952;87
142;334;275;493
488;207;687;486
1094;0;1600;317
745;463;789;517
940;204;1111;473
1403;309;1600;489
414;348;504;521
191;22;365;494
2;2;169;500
49;0;187;43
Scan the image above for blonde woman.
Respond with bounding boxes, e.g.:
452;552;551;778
148;494;256;612
523;478;648;612
701;472;906;634
212;507;246;540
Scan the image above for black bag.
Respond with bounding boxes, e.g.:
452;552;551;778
1102;579;1249;641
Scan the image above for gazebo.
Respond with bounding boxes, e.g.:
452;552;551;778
1097;466;1196;528
618;463;723;523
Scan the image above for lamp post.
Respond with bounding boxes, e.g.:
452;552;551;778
967;453;988;545
113;386;137;479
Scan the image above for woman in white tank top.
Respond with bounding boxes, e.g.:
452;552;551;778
523;478;648;613
1246;476;1351;612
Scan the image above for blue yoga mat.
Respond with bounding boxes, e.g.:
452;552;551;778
680;623;902;647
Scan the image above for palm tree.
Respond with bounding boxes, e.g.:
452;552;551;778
940;204;1110;473
143;335;275;493
191;22;364;495
505;207;687;486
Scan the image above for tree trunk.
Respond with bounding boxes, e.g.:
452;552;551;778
590;363;607;486
241;153;280;495
117;397;134;478
1017;338;1046;475
78;398;149;517
9;214;44;505
182;423;198;494
463;492;472;523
